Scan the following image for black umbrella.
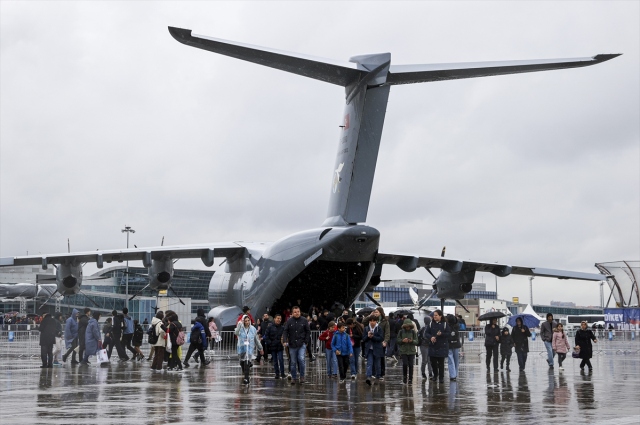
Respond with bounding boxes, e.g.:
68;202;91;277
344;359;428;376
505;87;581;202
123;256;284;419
394;309;414;316
478;311;506;321
357;307;375;316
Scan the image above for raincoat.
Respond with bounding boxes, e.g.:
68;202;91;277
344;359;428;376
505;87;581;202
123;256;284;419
234;315;263;361
84;318;101;356
64;309;79;348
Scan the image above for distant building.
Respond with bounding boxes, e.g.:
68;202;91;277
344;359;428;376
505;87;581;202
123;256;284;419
0;265;53;284
550;300;576;307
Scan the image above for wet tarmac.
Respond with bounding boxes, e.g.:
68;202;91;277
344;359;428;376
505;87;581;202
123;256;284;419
0;355;638;424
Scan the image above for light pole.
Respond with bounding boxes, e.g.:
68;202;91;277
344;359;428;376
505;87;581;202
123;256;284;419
121;225;135;309
529;276;534;306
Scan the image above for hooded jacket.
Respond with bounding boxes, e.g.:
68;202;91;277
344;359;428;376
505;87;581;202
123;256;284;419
552;329;571;354
499;328;514;355
84;318;101;356
64;309;79;346
331;329;354;356
196;309;212;338
190;321;207;348
511;324;531;353
151;317;167;347
396;319;419;355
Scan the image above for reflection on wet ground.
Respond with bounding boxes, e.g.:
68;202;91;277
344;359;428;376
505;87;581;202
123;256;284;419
0;355;638;424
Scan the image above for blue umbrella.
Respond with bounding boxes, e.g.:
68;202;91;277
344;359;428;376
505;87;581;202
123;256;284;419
508;314;540;329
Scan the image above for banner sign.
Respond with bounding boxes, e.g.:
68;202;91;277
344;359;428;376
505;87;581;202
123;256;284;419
605;308;640;331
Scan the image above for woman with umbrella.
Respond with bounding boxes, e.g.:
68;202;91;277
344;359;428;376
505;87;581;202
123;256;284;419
484;318;501;371
511;317;532;371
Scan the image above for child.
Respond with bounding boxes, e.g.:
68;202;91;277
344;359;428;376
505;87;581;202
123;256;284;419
319;321;338;378
499;327;514;371
397;319;419;384
235;315;263;385
362;316;384;386
331;322;354;383
552;323;571;370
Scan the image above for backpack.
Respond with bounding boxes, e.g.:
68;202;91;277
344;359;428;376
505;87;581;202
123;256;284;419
148;323;159;345
176;329;186;346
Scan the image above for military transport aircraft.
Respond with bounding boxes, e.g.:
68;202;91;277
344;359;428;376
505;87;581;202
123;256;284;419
0;27;619;328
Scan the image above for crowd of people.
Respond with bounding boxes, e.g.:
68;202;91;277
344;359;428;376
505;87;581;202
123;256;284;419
32;304;600;382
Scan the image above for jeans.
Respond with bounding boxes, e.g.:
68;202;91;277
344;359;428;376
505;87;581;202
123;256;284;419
366;351;381;378
486;345;499;370
325;348;337;376
185;343;206;363
544;341;555;366
289;344;306;379
123;333;137;357
350;346;361;375
337;355;350;380
448;348;459;378
431;356;445;380
273;350;285;375
387;339;397;357
557;352;566;367
401;354;415;381
419;346;433;376
516;351;528;370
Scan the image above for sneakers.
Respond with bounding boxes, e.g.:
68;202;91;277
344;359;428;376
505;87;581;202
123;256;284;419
339;379;345;383
408;379;412;384
290;379;296;385
243;378;250;385
559;367;564;371
402;377;407;384
351;376;356;380
450;377;457;382
366;378;372;386
422;373;427;380
549;365;554;369
275;374;281;380
53;361;61;366
379;377;384;381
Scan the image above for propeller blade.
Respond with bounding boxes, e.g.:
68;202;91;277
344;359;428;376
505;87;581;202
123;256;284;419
173;275;199;280
440;298;445;312
129;283;151;301
168;286;185;306
455;299;470;313
441;246;446;258
425;268;438;281
161;236;164;247
417;289;437;310
39;289;59;310
364;292;381;307
79;291;101;308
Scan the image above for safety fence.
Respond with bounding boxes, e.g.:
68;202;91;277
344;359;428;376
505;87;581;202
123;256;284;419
1;330;637;360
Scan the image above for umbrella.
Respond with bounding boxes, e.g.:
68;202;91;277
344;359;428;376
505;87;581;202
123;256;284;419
478;311;506;321
356;307;375;316
394;309;414;316
508;314;540;329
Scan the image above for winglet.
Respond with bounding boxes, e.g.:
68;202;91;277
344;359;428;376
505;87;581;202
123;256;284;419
593;54;622;62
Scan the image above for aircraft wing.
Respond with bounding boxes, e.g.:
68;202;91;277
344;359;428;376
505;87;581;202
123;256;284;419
0;242;248;268
387;54;621;86
376;251;608;282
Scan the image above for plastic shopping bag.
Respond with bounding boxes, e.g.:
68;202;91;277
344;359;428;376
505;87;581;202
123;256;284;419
96;342;109;365
166;337;172;354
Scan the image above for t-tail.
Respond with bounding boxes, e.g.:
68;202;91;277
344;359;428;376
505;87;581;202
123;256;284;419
169;27;620;227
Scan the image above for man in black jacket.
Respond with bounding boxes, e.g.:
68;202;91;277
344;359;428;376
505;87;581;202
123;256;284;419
39;313;57;368
184;309;211;367
265;314;285;378
77;308;91;363
111;310;129;361
282;306;310;384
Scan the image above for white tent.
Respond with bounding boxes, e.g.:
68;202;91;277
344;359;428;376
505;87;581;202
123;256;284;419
522;304;544;321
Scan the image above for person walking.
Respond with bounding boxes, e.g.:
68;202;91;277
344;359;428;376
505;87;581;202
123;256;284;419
81;312;102;365
121;308;137;360
447;314;461;381
418;316;434;380
265;314;285;379
282;306;310;385
51;312;64;365
235;314;263;385
575;321;597;372
511;317;531;372
552;323;570;371
363;316;384;386
332;322;354;383
165;313;183;371
132;319;145;360
319;320;338;379
111;310;129;362
347;318;364;379
397;318;419;384
38;313;57;368
484;318;501;372
77;308;91;363
62;309;79;364
541;313;558;369
425;310;449;383
184;319;208;367
150;311;167;372
364;307;390;380
499;327;514;371
208;317;218;352
388;312;399;363
457;315;466;351
102;318;115;359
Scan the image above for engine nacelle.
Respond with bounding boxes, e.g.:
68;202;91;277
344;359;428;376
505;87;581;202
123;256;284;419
434;270;476;299
56;263;83;296
149;258;173;290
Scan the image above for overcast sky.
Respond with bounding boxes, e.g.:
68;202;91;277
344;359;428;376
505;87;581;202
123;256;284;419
1;1;638;307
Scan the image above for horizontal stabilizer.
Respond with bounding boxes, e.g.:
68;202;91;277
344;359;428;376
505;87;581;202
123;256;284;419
168;27;365;87
387;54;621;85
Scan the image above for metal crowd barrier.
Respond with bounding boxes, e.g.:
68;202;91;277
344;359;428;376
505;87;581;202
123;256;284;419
1;329;637;360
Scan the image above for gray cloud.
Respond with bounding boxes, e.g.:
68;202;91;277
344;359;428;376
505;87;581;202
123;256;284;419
1;1;638;307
